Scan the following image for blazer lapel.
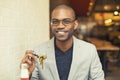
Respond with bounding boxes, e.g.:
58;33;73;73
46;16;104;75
47;38;60;80
68;37;81;80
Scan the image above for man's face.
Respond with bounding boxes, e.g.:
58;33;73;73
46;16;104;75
51;9;78;42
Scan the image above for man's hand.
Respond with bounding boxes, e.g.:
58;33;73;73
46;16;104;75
20;50;36;76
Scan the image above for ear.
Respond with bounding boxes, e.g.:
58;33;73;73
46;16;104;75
74;20;78;30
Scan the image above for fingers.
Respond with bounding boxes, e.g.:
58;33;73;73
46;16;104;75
21;50;36;67
20;50;37;76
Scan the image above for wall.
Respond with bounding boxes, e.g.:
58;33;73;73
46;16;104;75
0;0;49;80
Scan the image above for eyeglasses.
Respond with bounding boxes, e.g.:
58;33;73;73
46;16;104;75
51;18;75;26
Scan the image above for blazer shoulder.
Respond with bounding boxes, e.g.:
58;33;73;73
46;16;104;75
75;38;96;49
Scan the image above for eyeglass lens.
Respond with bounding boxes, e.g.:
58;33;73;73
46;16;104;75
51;18;75;26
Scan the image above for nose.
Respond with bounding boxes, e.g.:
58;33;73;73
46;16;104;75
57;21;65;28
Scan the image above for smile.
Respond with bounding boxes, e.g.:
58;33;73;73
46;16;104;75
56;30;68;35
57;31;65;35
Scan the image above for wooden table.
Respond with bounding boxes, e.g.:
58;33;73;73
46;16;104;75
86;37;120;76
87;37;119;50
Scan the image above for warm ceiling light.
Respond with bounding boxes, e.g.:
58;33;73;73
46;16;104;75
113;11;119;16
104;19;113;26
104;5;111;10
104;5;108;10
116;5;120;10
105;19;112;24
89;2;93;6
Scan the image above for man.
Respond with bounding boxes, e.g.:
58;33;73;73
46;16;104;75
21;4;105;80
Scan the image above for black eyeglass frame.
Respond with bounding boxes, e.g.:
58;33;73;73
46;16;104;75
51;18;76;26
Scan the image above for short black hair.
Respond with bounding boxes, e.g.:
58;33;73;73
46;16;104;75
51;4;77;20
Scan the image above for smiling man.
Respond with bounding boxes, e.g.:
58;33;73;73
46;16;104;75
21;4;105;80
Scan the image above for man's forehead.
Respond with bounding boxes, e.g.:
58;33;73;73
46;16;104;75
52;8;72;14
52;9;74;19
52;7;73;14
51;5;76;19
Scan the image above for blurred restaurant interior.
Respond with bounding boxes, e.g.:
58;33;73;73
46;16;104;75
50;0;120;80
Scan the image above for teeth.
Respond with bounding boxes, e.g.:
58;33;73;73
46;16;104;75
58;31;65;35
